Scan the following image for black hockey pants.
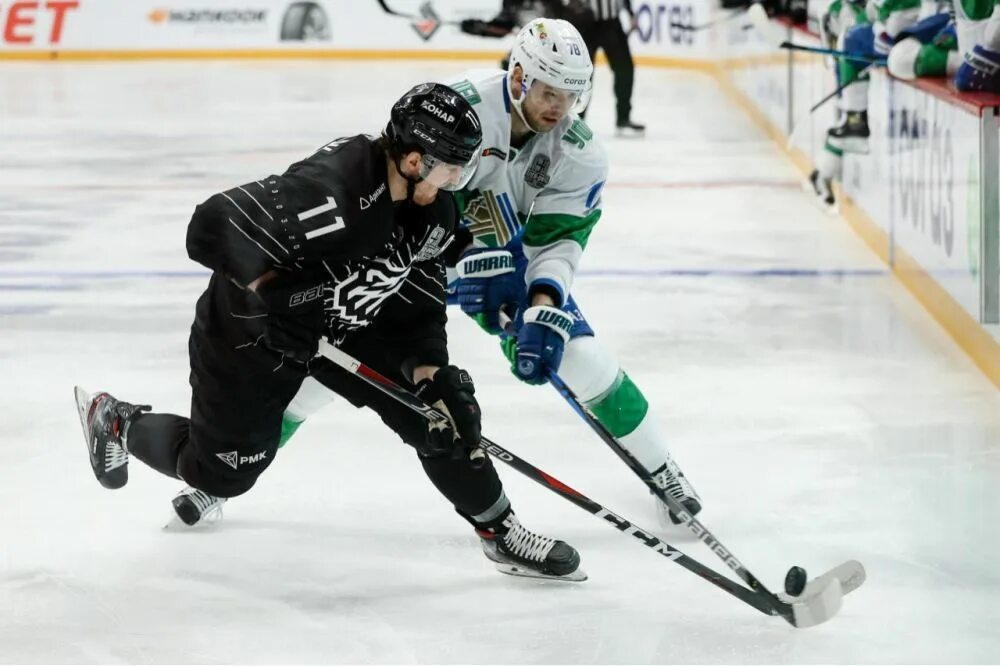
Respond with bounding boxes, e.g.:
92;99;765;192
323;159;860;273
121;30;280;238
581;18;637;123
126;316;507;528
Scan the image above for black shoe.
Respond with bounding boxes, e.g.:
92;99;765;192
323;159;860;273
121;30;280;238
74;386;150;490
827;111;869;154
616;119;646;137
478;513;585;580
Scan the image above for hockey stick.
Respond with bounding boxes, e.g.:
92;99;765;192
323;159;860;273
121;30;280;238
545;368;864;625
747;3;886;64
670;9;745;32
785;67;872;149
374;0;459;25
316;339;863;627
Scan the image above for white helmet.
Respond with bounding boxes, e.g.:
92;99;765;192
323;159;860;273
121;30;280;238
507;18;594;122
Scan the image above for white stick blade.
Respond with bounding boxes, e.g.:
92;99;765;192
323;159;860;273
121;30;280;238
789;576;843;628
747;3;786;49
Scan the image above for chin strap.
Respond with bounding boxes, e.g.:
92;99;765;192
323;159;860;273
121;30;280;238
391;153;423;205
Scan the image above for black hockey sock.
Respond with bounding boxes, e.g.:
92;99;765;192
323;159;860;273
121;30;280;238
125;413;187;480
418;452;510;530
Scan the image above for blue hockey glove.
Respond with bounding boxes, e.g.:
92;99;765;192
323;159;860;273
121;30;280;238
454;248;522;334
955;45;1000;93
514;305;573;385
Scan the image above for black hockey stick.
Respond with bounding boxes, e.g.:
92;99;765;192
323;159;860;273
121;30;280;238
544;368;864;626
747;4;886;64
374;0;459;25
810;75;857;113
316;339;861;627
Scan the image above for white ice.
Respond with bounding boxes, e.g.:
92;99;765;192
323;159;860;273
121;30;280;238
1;60;999;664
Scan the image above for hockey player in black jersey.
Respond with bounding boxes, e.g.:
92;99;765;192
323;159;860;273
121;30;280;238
74;82;583;581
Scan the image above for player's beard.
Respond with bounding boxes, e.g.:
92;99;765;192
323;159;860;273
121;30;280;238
524;105;562;134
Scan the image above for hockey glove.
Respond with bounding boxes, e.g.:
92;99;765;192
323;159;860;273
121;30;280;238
455;249;522;334
250;271;327;363
415;365;482;456
513;305;573;385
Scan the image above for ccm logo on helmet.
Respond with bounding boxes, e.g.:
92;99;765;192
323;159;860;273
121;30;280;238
420;100;455;124
564;78;589;86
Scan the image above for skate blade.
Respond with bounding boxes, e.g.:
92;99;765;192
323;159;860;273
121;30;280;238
73;385;92;443
162;505;225;531
800;179;839;216
493;562;588;582
164;514;211;531
614;129;646;139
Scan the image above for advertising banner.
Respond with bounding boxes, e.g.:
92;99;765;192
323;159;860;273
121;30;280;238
0;0;718;57
889;79;982;317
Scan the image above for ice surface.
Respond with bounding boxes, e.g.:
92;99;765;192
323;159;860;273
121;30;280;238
1;60;999;664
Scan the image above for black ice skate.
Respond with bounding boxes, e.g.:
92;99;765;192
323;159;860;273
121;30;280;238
165;486;227;529
74;386;149;490
478;514;586;582
826;111;869;154
806;169;837;214
615;118;646;138
651;458;703;527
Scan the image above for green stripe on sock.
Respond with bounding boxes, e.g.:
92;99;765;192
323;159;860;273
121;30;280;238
824;143;844;157
278;414;304;449
586;372;649;438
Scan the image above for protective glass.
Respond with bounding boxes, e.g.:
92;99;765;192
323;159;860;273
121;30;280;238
526;79;592;116
419;150;481;191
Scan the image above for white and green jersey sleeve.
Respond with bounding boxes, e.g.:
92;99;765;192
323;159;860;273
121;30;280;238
447;69;609;306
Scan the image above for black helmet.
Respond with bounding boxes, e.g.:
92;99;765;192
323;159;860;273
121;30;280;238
385;82;483;189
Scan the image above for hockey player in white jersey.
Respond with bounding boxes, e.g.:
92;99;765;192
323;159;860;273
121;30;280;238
171;19;701;530
445;18;702;526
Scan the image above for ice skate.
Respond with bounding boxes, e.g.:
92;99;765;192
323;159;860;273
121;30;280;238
165;486;227;529
805;169;837;214
826;111;869;154
651;459;702;528
478;513;586;582
615;118;646;138
74;386;149;490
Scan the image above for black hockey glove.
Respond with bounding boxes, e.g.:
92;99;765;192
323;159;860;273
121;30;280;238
249;271;327;363
415;365;482;456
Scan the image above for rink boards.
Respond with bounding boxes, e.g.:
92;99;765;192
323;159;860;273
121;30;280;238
1;0;998;385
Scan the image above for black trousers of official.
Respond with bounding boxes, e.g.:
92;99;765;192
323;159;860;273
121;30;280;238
580;19;637;123
125;293;506;528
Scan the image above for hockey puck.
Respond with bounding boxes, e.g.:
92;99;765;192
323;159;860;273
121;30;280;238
784;566;808;596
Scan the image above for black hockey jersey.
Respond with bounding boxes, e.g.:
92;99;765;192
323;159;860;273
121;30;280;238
186;135;456;368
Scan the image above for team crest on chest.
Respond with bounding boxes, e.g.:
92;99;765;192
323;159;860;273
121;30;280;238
463;190;521;247
525;154;551;189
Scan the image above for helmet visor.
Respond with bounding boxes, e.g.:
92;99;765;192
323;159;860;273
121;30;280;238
526;79;592;117
419;150;481;191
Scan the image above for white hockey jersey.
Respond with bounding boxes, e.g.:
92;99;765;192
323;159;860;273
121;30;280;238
447;69;609;305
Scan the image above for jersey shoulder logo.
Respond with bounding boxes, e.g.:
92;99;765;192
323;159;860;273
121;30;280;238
561;119;593;150
451;79;482;105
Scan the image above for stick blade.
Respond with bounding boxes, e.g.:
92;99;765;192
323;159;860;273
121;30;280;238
788;576;843;628
778;560;865;628
747;3;785;49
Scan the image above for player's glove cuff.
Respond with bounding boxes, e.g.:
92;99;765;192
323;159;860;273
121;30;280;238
456;249;516;279
521;305;572;343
